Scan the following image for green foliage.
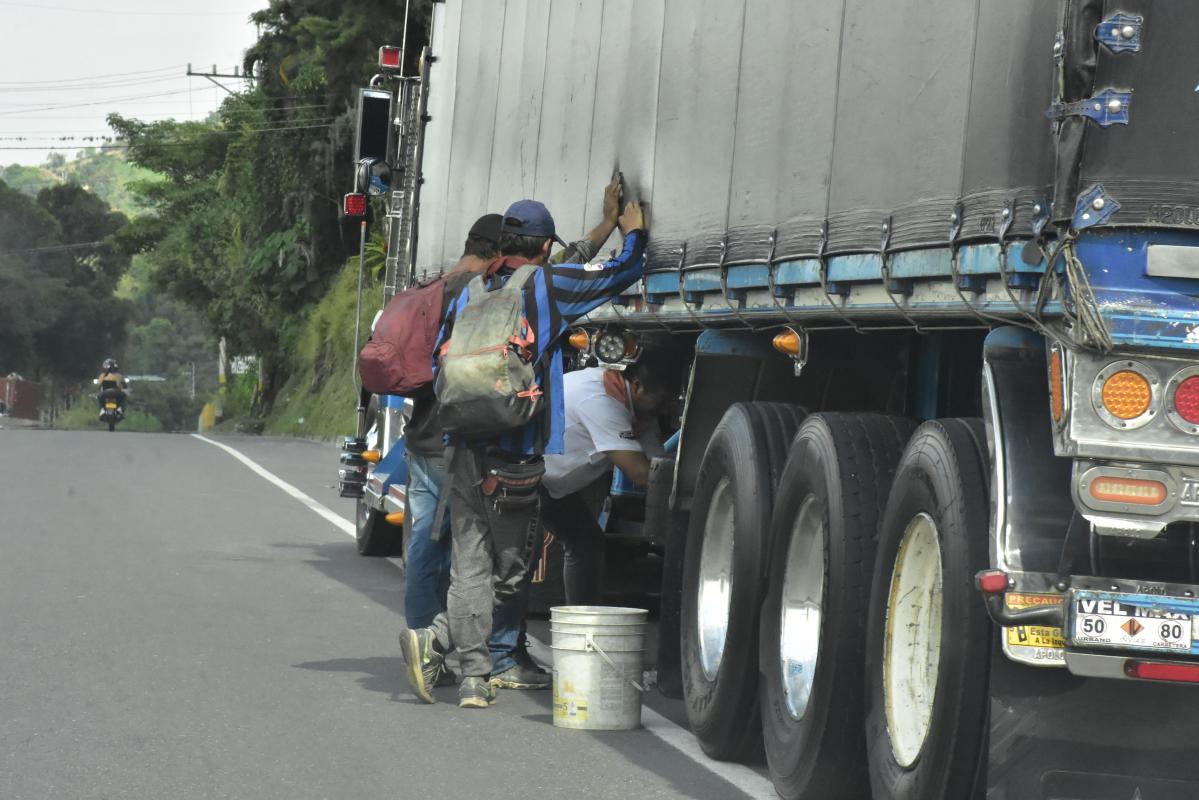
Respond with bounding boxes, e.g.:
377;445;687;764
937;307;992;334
55;402;164;433
265;257;378;438
2;151;161;217
0;179;131;381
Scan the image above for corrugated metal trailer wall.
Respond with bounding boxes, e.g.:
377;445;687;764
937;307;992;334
416;0;1055;274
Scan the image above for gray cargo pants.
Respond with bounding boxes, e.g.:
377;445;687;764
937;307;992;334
427;447;541;677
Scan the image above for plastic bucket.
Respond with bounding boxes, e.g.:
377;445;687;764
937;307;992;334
550;605;648;730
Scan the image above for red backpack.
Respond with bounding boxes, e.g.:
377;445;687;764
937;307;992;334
357;271;475;396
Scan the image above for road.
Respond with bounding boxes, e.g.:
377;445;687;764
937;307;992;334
0;429;773;800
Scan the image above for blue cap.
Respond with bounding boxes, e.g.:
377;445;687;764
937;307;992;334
501;199;567;247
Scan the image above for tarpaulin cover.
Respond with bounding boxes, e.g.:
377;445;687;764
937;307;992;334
415;0;1189;273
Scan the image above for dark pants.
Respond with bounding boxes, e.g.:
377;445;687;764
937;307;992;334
539;489;606;607
427;448;541;678
408;450;537;674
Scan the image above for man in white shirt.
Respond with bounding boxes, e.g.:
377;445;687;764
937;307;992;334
540;348;682;605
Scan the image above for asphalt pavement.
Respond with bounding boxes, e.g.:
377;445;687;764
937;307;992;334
0;429;773;800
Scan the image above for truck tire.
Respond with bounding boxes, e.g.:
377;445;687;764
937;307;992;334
355;497;403;557
864;418;991;800
759;413;915;800
681;401;806;761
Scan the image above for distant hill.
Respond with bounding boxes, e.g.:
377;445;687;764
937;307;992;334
1;149;161;217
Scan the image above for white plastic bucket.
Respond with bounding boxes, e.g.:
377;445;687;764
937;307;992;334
550;605;648;730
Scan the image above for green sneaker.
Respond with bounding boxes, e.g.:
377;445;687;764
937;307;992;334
458;676;497;709
490;662;551;690
398;628;444;704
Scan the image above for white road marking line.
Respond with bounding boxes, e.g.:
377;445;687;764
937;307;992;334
191;433;775;800
190;433;355;538
641;707;777;799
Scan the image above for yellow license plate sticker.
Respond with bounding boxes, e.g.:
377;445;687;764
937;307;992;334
1005;592;1064;650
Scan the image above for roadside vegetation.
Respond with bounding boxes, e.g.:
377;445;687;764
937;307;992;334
3;1;432;437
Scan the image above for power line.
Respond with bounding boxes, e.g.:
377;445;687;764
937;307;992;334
0;1;247;16
0;122;342;150
0;117;345;143
0;75;190;94
0;65;184;87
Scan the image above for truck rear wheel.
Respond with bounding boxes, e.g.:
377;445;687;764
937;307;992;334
681;402;806;761
355;497;403;557
864;419;991;800
759;413;915;800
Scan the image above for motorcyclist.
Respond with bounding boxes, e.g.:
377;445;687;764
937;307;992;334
96;358;127;418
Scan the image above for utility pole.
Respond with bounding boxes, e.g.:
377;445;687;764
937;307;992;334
186;63;254;94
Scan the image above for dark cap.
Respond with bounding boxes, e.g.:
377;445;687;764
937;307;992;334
501;199;567;247
467;213;503;244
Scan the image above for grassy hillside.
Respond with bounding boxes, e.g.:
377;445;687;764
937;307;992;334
2;151;161;216
263;258;380;440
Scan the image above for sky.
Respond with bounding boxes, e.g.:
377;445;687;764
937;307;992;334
0;0;267;167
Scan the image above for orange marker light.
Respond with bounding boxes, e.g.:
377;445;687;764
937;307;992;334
772;329;803;358
385;511;405;526
362;449;381;464
568;330;590;351
1090;476;1167;506
1049;348;1065;424
1101;370;1151;420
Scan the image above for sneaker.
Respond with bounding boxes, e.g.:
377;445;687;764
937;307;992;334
458;676;497;708
398;628;444;704
490;662;551;690
435;666;458;688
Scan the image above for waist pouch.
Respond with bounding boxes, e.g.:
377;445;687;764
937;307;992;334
481;455;545;512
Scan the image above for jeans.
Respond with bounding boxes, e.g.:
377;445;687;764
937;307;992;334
408;449;534;676
427;448;541;678
404;452;451;629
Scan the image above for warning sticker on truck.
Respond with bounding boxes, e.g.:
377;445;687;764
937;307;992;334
1004;592;1065;666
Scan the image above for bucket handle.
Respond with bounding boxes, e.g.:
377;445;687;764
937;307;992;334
584;633;646;693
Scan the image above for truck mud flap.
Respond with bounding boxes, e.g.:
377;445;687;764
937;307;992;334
985;644;1199;799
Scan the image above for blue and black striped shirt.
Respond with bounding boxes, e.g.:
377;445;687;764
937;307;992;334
437;229;647;456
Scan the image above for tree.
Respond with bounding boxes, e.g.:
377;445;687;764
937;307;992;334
110;1;433;411
0;180;130;382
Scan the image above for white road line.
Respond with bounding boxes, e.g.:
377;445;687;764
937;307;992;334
191;433;775;800
641;707;777;799
190;433;355;538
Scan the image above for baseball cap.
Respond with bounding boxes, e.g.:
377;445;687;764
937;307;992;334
501;199;567;247
467;213;503;244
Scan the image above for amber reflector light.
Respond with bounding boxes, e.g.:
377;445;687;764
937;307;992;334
1101;370;1151;420
1049;348;1065;423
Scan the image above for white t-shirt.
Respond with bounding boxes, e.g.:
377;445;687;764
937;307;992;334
543;368;663;499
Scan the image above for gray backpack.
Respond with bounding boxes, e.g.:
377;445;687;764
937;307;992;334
434;262;545;438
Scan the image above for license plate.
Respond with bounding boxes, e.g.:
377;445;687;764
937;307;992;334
105;403;118;409
1070;589;1199;655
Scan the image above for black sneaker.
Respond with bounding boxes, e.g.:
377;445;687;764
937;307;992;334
398;628;444;704
458;676;497;709
490;662;551;690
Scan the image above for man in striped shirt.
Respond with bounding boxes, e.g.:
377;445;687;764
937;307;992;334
399;197;648;709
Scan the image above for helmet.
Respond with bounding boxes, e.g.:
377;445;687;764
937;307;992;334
102;358;118;371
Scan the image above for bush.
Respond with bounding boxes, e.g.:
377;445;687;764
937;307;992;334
55;402;164;433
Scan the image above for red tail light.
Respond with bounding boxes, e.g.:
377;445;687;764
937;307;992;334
378;46;402;70
975;569;1009;594
343;192;367;217
1125;660;1199;684
1174;376;1199;425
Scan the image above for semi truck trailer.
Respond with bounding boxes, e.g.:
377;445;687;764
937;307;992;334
344;1;1199;797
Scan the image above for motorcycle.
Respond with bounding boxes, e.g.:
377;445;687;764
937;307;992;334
93;380;126;432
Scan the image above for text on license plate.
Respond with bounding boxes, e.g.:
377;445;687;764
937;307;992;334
1071;590;1199;655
